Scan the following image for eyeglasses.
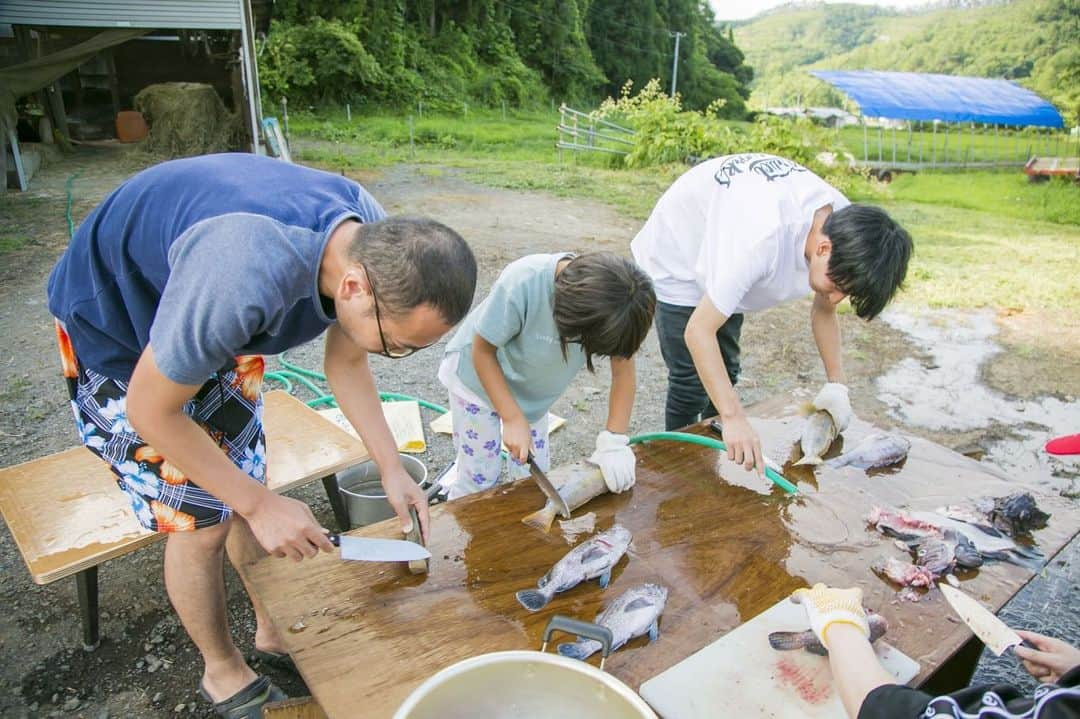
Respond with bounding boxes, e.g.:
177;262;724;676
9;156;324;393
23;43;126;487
361;266;416;359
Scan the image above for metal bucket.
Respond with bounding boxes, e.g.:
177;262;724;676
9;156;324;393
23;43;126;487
393;617;657;719
336;455;428;529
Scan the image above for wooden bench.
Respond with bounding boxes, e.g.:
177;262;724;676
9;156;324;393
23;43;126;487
0;391;367;650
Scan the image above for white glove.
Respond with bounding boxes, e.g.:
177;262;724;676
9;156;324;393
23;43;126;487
813;382;853;431
588;431;636;493
790;583;870;649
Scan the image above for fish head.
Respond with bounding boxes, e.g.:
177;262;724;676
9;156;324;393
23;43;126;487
604;524;633;549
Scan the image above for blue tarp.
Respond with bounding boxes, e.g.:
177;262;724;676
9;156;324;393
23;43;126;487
811;70;1064;128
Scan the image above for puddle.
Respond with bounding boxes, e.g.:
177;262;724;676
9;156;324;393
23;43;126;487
876;308;1079;493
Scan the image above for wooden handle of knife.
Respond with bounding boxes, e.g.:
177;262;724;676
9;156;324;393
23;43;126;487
405;507;429;575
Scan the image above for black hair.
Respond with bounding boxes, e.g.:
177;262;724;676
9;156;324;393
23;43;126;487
823;204;912;320
347;217;477;325
553;252;656;372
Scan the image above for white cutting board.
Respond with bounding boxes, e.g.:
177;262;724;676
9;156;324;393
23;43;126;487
640;598;920;719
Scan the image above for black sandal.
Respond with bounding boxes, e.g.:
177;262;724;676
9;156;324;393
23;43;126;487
254;648;299;675
199;675;287;719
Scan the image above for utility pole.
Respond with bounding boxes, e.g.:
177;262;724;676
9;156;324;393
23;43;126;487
670;31;685;98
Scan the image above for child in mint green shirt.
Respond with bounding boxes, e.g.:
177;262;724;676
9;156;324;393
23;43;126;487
438;252;655;499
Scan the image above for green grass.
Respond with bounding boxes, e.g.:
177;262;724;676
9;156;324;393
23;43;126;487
0;236;32;254
874;172;1080;226
293;112;1080;316
879;200;1080;311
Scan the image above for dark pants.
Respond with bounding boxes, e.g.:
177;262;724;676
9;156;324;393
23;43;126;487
654;301;743;431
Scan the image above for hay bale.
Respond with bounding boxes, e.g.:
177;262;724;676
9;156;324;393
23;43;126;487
134;82;241;158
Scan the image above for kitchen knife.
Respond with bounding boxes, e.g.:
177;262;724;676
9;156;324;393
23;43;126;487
328;533;432;563
528;453;571;519
939;583;1030;656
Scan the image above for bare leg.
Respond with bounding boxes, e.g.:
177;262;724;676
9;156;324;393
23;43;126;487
164;519;258;702
226;516;287;655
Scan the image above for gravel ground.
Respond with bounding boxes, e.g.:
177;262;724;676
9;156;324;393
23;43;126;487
0;146;1075;718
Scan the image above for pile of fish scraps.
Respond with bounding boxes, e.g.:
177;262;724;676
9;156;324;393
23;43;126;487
867;493;1049;602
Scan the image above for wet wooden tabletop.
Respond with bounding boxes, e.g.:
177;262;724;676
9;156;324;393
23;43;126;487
241;395;1078;719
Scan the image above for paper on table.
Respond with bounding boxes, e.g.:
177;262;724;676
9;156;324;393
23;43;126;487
317;401;426;453
429;411;566;439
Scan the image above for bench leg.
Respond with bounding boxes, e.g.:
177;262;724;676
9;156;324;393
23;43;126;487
322;473;349;532
76;566;100;651
919;632;982;695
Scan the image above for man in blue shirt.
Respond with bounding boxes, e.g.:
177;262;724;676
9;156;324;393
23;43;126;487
48;154;477;717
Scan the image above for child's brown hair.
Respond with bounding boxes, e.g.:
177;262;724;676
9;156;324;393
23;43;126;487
553;252;656;372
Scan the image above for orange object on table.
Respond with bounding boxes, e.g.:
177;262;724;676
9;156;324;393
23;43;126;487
115;111;148;143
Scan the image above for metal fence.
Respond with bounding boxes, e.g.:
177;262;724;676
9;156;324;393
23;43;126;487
556;104;635;157
851;120;1078;173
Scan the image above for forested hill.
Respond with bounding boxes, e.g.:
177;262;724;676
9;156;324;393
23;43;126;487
258;0;753;117
733;0;1078;124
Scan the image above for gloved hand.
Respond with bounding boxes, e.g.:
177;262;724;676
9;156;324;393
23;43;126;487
588;431;636;493
790;583;870;649
813;382;853;431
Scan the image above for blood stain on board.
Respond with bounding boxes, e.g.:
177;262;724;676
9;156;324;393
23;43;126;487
775;657;832;705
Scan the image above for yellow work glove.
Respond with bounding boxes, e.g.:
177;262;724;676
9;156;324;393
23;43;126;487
790;583;870;649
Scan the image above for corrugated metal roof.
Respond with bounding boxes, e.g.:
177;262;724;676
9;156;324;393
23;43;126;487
0;0;244;30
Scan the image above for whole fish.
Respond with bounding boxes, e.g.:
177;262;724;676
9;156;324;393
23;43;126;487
557;583;668;661
909;511;1044;569
769;612;889;656
515;525;632;612
871;556;935;588
826;432;910;470
989;493;1050;536
795;410;838;466
522;462;608;533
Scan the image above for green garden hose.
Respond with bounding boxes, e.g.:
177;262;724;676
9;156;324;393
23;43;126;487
65;170;82;238
269;355;796;495
628;431;798;495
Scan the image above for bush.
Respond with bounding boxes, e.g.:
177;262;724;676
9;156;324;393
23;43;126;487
595;80;848;177
595;80;738;167
259;18;383;106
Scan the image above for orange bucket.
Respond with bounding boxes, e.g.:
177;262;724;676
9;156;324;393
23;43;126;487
115;111;148;143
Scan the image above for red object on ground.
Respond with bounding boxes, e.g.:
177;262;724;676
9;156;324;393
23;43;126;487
1045;433;1080;456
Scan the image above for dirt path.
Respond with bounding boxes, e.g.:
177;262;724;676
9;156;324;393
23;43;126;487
0;147;1076;718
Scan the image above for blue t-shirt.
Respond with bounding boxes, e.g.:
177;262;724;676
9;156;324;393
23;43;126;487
443;253;586;423
47;153;385;384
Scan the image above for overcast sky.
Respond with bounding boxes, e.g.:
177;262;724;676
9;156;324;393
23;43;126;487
710;0;935;21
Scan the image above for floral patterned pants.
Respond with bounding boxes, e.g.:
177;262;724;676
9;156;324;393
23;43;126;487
56;320;266;532
446;391;550;499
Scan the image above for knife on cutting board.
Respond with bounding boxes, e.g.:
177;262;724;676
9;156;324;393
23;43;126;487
528;453;571;519
327;533;431;563
939;583;1033;656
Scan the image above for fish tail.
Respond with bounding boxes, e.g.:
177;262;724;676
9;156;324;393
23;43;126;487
557;640;601;661
515;589;550;612
768;630;810;651
794;455;823;466
521;505;557;533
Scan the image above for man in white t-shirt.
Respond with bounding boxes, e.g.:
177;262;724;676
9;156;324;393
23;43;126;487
631;153;912;476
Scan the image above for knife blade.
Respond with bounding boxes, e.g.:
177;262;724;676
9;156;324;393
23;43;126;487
528;453;571;519
328;533;432;563
939;583;1027;656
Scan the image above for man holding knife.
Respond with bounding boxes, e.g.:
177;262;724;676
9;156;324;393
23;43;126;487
48;154;477;717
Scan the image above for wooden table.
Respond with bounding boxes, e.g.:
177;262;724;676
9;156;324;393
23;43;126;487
0;390;368;648
241;397;1078;718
